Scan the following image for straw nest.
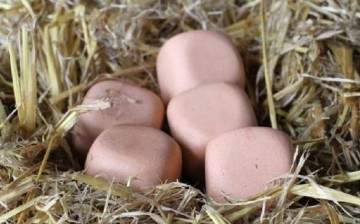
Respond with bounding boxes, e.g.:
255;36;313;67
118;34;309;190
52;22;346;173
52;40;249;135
0;0;360;223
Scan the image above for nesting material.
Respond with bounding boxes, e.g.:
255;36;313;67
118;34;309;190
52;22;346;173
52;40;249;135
167;82;257;183
1;1;360;223
85;125;182;192
157;30;245;104
206;127;294;202
71;81;164;162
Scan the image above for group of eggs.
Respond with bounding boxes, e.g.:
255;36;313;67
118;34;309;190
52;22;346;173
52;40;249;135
70;30;294;202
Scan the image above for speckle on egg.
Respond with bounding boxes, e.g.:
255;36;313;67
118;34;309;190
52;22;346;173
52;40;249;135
71;81;164;163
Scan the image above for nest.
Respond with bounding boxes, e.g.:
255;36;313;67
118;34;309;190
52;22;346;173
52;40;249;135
0;0;360;223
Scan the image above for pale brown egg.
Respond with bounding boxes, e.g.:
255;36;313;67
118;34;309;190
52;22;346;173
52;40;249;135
71;81;164;162
205;127;294;202
85;125;182;192
157;30;245;104
167;82;257;184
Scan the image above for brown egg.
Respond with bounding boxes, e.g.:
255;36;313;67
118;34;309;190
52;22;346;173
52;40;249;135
205;127;294;202
85;125;182;192
71;81;164;162
157;30;245;104
167;82;257;184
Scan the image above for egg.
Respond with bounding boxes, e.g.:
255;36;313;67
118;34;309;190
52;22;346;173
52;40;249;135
157;30;245;104
85;125;182;192
71;81;164;162
205;127;294;202
167;82;257;184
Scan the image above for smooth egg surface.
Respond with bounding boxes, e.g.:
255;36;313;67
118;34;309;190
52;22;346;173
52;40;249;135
205;127;294;202
85;125;182;192
71;81;164;162
157;30;245;104
167;82;257;184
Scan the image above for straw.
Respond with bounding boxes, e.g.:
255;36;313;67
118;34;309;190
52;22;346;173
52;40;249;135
0;0;360;223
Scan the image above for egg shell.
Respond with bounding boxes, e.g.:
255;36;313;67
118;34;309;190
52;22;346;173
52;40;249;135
205;127;294;202
85;125;182;192
157;30;245;104
71;81;165;162
167;82;257;184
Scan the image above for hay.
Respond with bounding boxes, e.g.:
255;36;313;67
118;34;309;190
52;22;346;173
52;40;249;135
0;0;360;223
